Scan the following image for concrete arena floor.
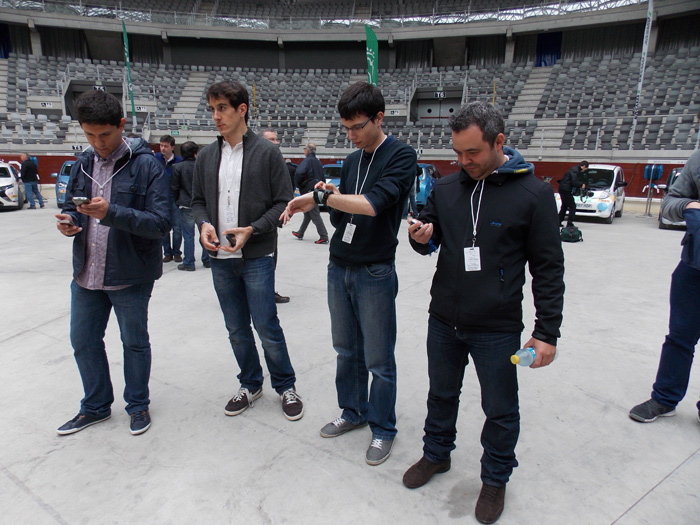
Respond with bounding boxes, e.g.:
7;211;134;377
1;201;699;525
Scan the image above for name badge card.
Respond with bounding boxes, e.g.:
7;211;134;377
342;222;356;244
464;246;481;272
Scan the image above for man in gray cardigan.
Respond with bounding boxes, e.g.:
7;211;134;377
191;80;303;421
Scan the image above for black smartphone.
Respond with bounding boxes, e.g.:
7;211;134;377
72;196;91;205
226;233;236;246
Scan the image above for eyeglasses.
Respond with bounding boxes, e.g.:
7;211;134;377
340;114;376;133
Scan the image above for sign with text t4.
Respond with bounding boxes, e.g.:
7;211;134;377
365;25;378;86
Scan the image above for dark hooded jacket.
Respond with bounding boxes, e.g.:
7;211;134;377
63;138;171;285
559;165;585;193
410;146;565;345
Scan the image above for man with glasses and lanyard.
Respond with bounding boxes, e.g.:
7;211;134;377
282;82;417;466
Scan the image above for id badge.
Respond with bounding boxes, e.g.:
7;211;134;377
224;205;235;224
464;246;481;272
342;222;356;244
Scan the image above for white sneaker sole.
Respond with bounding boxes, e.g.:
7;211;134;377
629;409;676;423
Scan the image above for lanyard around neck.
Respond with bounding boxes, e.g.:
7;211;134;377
85;139;130;190
354;135;387;196
470;179;485;247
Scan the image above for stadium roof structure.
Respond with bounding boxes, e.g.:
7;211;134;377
0;0;650;30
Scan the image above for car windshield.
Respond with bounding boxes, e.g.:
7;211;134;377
324;166;341;180
585;169;614;189
0;166;14;181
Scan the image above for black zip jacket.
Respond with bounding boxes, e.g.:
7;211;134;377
558;165;584;193
410;147;565;345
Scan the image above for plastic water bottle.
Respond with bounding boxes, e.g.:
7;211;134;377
510;347;558;367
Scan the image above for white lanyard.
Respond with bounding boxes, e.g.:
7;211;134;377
350;135;386;225
84;139;131;190
470;179;485;247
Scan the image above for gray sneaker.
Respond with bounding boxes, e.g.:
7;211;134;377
629;398;676;423
224;387;262;416
319;417;368;438
366;437;394;466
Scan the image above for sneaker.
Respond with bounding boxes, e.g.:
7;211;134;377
475;483;506;524
292;231;303;240
403;457;451;488
224;387;263;416
366;437;394;466
28;206;36;210
315;238;329;244
275;292;290;304
629;398;676;423
177;263;195;271
163;255;173;263
40;204;45;208
203;260;211;268
320;417;368;438
129;410;151;435
280;388;304;421
174;255;183;262
57;413;111;435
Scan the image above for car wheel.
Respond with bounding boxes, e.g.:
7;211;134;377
658;219;668;230
615;202;623;218
17;193;24;210
605;207;614;224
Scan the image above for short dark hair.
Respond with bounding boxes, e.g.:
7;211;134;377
180;141;199;160
337;82;385;121
75;89;123;127
207;81;249;124
259;129;277;137
448;102;504;147
579;160;589;168
160;135;175;146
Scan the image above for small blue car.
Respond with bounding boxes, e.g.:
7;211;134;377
415;163;442;209
51;160;75;208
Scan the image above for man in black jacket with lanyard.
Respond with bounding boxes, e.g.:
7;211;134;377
282;82;417;466
558;160;588;227
404;102;564;524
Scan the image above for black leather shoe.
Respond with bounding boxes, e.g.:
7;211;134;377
403;457;451;488
275;292;290;303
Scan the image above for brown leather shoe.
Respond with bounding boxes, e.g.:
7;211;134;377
163;255;173;263
475;483;506;524
402;457;451;488
174;255;183;262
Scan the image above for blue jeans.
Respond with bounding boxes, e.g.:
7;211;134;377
25;181;44;207
179;207;209;268
69;280;154;417
210;256;296;394
423;315;520;486
162;199;182;256
652;261;700;411
327;260;399;439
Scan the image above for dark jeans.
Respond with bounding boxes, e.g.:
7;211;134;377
652;261;700;412
297;204;328;240
162;199;182;256
558;191;576;226
69;280;154;417
180;207;210;267
209;256;296;394
327;260;398;439
25;181;44;207
423;315;520;486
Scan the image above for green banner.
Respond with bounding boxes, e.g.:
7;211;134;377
122;21;137;128
365;25;378;87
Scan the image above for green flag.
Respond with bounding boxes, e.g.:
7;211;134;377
365;25;378;86
122;21;137;128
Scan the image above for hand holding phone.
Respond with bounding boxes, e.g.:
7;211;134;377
410;219;423;230
226;233;236;247
72;196;91;205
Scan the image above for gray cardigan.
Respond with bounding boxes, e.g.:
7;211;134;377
191;130;293;259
